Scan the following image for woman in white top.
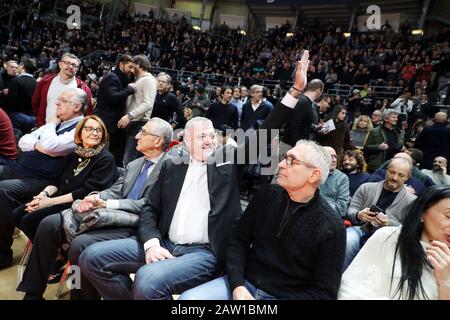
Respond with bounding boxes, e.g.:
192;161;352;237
339;185;450;300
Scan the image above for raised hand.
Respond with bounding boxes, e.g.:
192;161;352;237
294;50;310;92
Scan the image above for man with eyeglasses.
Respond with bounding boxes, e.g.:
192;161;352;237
0;87;87;270
320;146;350;218
32;53;92;127
179;139;346;300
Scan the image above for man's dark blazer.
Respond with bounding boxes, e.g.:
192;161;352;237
139;98;292;268
4;74;37;114
415;123;450;170
94;68;134;134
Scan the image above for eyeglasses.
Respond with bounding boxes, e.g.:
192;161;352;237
281;154;315;168
56;97;76;105
138;128;160;137
61;60;79;69
83;126;103;135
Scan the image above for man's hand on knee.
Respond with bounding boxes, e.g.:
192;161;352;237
145;245;175;264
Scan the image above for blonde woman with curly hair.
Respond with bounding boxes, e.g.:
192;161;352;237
350;115;373;148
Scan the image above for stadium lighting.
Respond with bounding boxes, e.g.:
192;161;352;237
411;29;423;35
193;25;201;30
343;32;351;38
286;32;294;37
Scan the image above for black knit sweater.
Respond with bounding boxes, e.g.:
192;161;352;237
227;184;346;299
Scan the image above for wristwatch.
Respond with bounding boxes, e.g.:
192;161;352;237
127;112;135;120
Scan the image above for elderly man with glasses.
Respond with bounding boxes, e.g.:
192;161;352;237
0;87;87;270
179;139;346;300
32;53;92;127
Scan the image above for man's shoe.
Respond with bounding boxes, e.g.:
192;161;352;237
23;293;44;300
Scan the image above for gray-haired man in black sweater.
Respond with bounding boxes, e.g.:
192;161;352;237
180;69;346;300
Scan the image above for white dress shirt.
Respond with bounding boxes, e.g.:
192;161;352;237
144;158;211;251
46;75;77;123
18;115;83;157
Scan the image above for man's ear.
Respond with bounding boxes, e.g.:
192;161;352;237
74;102;83;113
309;168;321;184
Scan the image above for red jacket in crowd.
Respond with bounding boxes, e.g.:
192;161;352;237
0;108;18;160
32;73;93;127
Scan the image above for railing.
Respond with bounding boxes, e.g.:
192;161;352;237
327;83;403;100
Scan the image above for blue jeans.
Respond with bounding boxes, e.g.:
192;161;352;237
8;112;35;134
178;275;276;300
79;237;218;300
344;226;366;270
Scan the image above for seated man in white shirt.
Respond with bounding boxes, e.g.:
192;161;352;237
78;52;311;300
0;87;85;270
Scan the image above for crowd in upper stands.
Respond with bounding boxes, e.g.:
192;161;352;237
0;1;450;301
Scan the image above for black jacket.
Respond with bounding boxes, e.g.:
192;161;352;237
94;69;134;134
415;123;450;170
283;95;315;146
4;74;37;114
152;91;185;128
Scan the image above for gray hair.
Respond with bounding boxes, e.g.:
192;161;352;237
295;140;331;185
61;52;81;66
382;108;398;120
250;84;263;93
184;117;213;135
147;117;173;151
64;87;87;113
157;72;172;84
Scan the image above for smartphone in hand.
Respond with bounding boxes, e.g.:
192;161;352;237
369;204;383;215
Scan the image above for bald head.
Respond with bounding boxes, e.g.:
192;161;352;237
432;156;448;172
393;152;413;166
385;157;412;192
434;112;448;124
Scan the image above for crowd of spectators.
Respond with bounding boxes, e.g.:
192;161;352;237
0;2;450;301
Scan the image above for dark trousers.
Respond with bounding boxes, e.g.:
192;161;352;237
0;156;16;166
0;166;49;255
12;204;70;241
108;129;126;168
17;213;136;299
